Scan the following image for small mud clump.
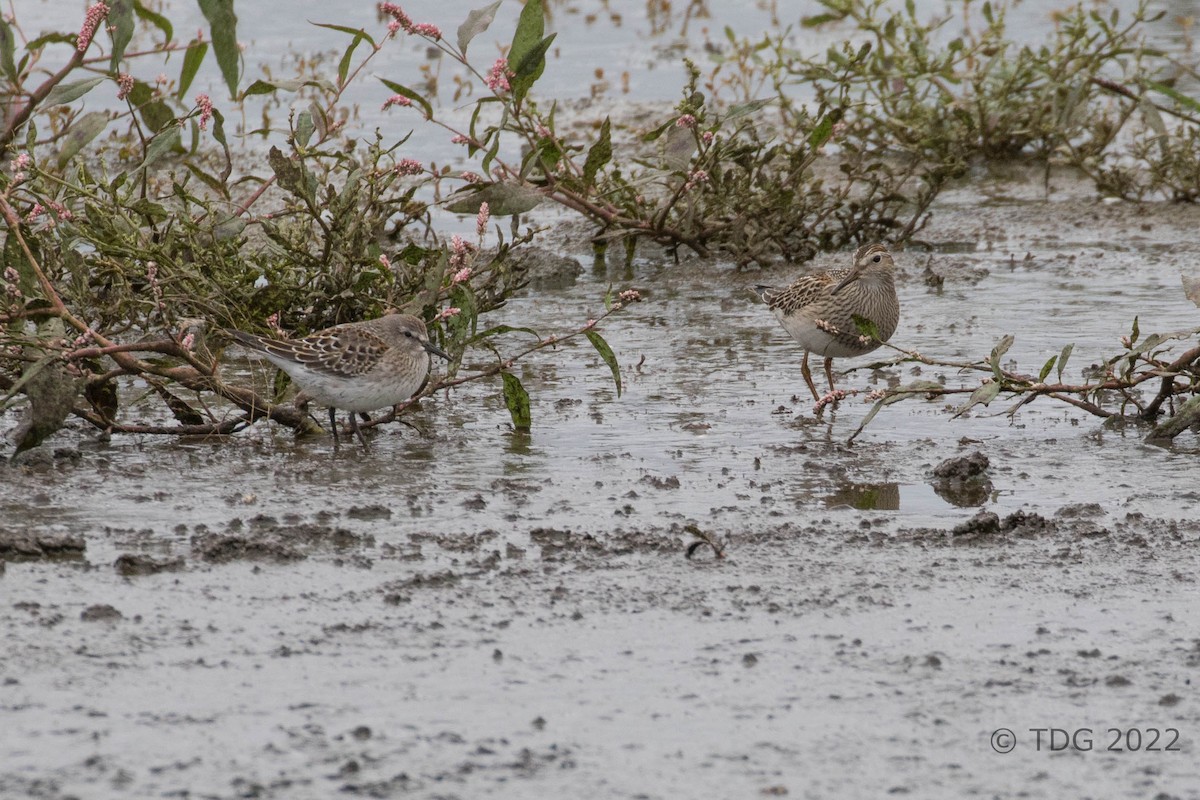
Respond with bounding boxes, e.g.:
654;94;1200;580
114;553;186;576
194;534;305;564
81;604;122;622
0;529;86;560
931;451;993;507
952;511;1001;537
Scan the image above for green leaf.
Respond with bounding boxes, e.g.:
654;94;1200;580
458;1;503;55
129;198;170;223
585;329;621;398
310;22;375;47
177;40;208;100
511;33;556;101
108;0;135;71
198;0;240;97
466;324;542;345
953;380;1001;418
1130;315;1140;346
509;0;546;102
56;111;109;168
184;163;230;198
583;117;612;189
723;97;773;122
210;107;228;148
808;111;840;149
1037;355;1057;383
1128;332;1167;359
801;12;847;27
1146;80;1200;115
140;126;182;170
1056;343;1073;383
295;110;314;148
267;145;312;203
445;182;542;215
378;78;433;119
45;77;106;106
0;17;18;81
988;334;1014;380
449;283;479;338
641;118;675;143
850;314;880;340
25;33;74;52
337;31;363;86
241;79;287;97
501;371;531;432
134;1;174;42
309;23;374;87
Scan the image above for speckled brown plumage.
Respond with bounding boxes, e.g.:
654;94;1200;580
230;314;449;448
757;243;900;402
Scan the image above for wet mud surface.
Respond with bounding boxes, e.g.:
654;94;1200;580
5;193;1200;797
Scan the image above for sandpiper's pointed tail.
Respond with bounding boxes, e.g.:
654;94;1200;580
754;284;778;303
228;329;273;352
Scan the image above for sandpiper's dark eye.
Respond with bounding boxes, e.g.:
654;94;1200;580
404;331;413;338
872;254;881;262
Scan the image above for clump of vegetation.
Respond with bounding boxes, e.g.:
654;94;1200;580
0;0;634;451
846;316;1200;443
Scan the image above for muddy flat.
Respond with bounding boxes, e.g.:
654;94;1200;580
5;186;1200;798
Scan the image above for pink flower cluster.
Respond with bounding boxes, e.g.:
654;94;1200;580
434;306;461;322
195;93;213;130
3;266;21;301
382;94;412;111
379;3;413;33
701;131;714;145
813;388;849;414
486;58;512;94
117;73;134;101
675;114;696;128
10;152;30;183
394;158;423;176
379;4;440;38
449;234;472;272
450;134;472;145
476;201;490;239
77;2;109;53
683;169;709;191
618;289;641;303
378;254;392;270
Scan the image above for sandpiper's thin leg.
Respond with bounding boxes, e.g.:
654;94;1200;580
328;407;340;448
824;357;837;395
348;411;369;449
800;351;820;402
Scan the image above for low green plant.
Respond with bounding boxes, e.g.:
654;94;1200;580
0;0;633;451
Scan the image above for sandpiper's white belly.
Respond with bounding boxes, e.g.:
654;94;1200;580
773;308;875;358
264;354;428;412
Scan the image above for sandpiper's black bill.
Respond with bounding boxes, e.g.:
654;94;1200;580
424;341;451;360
